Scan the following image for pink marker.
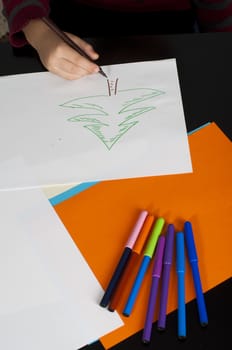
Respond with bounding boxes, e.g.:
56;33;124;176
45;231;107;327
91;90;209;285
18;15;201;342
100;210;148;308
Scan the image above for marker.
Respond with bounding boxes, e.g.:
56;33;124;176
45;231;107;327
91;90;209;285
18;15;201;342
176;232;186;339
184;221;208;326
99;210;148;307
123;217;165;317
108;214;155;312
157;224;175;331
142;235;165;344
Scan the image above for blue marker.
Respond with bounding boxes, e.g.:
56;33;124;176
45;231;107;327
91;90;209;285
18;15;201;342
184;221;208;326
123;217;165;317
176;232;186;339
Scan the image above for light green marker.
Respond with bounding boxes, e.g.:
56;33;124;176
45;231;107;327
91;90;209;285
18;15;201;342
143;217;165;257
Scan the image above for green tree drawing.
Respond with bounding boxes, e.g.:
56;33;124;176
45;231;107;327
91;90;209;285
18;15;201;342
60;87;165;150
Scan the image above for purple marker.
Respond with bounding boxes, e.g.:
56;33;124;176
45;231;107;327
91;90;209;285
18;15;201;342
157;224;175;331
142;235;165;344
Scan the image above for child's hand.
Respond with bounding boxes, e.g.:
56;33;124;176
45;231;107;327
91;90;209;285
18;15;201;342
23;18;100;80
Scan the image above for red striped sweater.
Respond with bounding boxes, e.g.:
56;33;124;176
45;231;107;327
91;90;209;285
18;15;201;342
2;0;232;47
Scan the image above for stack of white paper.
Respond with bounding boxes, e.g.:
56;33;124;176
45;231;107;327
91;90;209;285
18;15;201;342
0;158;123;350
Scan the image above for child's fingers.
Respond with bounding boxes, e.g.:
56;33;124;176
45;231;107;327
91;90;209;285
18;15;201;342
50;57;98;80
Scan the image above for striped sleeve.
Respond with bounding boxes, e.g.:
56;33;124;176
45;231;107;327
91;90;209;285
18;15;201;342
193;0;232;32
2;0;50;47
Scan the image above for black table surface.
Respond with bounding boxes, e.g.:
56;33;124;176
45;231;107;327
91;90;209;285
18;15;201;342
0;33;231;350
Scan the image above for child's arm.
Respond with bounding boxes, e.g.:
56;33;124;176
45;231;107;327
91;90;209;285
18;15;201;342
2;1;100;80
23;18;100;80
2;0;50;47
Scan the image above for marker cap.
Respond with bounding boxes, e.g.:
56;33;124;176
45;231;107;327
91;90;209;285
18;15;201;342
144;217;165;257
163;224;175;264
133;214;155;254
125;210;148;248
184;221;198;262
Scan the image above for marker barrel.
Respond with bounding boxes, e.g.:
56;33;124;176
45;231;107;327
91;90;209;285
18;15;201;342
184;221;208;326
176;232;186;339
192;263;208;325
100;247;131;307
157;224;175;330
142;279;159;343
123;256;150;316
157;264;171;330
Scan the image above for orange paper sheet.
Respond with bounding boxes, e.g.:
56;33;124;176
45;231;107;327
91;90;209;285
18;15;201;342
54;122;232;349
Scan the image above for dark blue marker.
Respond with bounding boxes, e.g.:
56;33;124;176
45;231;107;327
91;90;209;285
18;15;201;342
184;221;208;326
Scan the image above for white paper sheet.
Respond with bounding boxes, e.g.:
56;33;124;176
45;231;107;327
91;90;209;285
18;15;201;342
0;59;192;190
0;158;123;350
